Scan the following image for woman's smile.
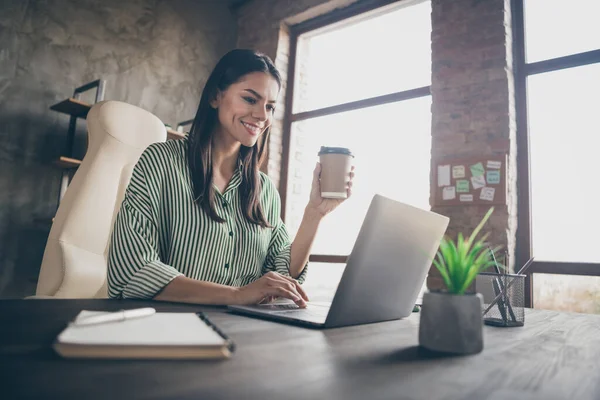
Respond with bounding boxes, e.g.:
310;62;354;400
241;121;262;136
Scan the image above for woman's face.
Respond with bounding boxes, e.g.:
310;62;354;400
212;72;279;148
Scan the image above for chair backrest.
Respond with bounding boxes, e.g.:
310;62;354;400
36;100;167;298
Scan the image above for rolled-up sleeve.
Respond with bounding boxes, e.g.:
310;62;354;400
261;175;308;283
107;160;182;299
262;218;308;284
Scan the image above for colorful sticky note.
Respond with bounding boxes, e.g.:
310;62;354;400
452;165;465;179
443;186;456;200
480;187;495;201
487;160;502;169
460;194;473;202
471;175;486;190
487;170;501;185
470;162;485;177
456;180;470;193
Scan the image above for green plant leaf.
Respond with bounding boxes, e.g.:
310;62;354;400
459;260;495;293
458;244;495;293
457;233;466;261
433;250;453;292
438;240;456;292
434;207;497;294
467;208;494;247
447;239;461;292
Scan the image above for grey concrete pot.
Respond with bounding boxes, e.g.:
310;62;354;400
418;291;484;355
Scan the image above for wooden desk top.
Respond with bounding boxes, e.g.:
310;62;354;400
1;299;600;400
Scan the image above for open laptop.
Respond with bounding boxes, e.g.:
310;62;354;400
228;194;450;329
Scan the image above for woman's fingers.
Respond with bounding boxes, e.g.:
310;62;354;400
271;278;307;306
314;162;322;175
313;163;321;183
273;287;307;307
348;169;355;194
275;273;310;302
290;278;309;301
264;272;309;305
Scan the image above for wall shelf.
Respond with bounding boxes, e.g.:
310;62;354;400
54;156;82;169
50;98;92;118
45;80;189;225
166;129;186;140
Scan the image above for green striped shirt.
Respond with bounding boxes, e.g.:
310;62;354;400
107;138;307;299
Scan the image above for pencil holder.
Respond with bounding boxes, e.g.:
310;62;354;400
476;272;525;327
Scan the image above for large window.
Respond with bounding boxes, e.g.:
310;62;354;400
283;0;432;295
515;0;600;310
528;64;600;264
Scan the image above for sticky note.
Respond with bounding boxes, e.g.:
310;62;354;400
438;165;450;187
471;175;486;190
452;166;465;179
480;187;495;201
460;194;473;202
487;160;502;169
443;186;456;200
487;170;501;185
470;162;485;177
456;180;470;193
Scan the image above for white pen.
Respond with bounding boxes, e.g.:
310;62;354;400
73;307;156;327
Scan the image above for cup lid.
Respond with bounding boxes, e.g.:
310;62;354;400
318;146;354;157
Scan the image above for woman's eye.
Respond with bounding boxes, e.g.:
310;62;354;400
267;105;275;113
243;96;257;104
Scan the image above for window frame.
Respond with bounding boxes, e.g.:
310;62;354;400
281;0;431;264
512;0;600;307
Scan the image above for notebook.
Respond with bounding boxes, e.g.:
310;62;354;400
53;310;235;360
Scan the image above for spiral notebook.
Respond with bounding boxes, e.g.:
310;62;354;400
53;311;235;360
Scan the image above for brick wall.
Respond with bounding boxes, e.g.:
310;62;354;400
428;0;517;289
236;0;517;289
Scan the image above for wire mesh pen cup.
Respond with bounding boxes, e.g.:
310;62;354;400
476;272;526;327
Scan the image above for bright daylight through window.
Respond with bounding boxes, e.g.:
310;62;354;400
523;0;600;312
286;1;432;258
525;0;600;264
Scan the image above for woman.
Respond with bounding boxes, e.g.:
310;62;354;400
107;49;353;308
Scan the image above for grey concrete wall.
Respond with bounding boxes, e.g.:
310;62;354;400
0;0;236;298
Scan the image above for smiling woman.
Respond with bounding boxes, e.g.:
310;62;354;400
107;49;355;309
211;75;279;148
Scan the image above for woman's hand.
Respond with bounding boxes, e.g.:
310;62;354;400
233;272;309;308
306;162;355;217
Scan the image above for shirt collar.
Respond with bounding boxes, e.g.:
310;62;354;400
221;164;243;196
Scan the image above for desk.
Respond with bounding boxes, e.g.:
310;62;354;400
1;299;600;400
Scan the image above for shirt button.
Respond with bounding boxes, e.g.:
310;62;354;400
223;201;228;208
229;231;233;237
225;263;229;269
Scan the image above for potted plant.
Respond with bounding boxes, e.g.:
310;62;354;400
418;207;498;355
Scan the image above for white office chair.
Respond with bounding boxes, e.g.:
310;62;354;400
35;100;167;298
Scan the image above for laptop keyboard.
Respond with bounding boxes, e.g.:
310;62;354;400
257;303;303;311
257;302;330;318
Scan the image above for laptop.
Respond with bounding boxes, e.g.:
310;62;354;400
228;194;450;329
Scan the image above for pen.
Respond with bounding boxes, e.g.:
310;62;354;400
73;307;156;327
483;257;535;315
489;247;517;323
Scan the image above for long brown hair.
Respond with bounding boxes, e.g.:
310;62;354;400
187;49;281;227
